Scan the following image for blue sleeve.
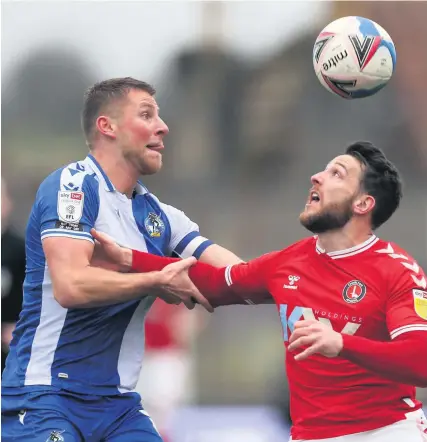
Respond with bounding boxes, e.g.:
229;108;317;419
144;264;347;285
156;200;214;259
38;167;99;244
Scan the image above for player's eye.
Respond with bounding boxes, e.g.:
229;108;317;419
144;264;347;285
140;111;151;119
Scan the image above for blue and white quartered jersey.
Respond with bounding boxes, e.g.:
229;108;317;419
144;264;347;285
2;155;213;396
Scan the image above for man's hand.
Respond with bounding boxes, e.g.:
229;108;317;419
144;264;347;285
90;229;132;272
154;258;214;313
90;229;214;313
287;320;343;361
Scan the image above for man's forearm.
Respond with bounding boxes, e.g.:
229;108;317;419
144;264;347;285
57;266;161;308
340;332;427;387
131;250;267;307
132;250;248;307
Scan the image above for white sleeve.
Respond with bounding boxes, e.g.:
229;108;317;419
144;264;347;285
158;201;214;258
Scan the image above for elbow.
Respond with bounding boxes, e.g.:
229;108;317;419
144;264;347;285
53;281;83;309
414;347;427;387
55;294;77;309
54;290;78;309
408;360;427;388
415;372;427;388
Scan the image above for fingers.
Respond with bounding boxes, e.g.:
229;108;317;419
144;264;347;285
289;327;311;344
163;258;214;313
289;333;321;361
157;292;185;306
158;292;195;309
190;291;214;313
294;320;318;329
167;256;197;270
90;229;112;244
90;228;100;240
289;322;319;344
288;335;316;352
294;344;321;361
182;298;196;310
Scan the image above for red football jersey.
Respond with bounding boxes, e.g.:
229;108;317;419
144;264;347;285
225;235;427;439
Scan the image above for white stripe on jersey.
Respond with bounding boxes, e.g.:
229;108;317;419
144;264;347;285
25;267;68;385
40;233;94;243
224;267;255;305
225;265;233;286
41;231;94;243
330;237;379;259
96;190;152;391
180;236;210;258
117;296;155;393
390;324;427;339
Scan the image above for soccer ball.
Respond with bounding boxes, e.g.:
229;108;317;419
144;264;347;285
313;16;396;99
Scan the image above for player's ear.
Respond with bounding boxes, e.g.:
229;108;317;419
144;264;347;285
96;115;117;140
353;194;375;215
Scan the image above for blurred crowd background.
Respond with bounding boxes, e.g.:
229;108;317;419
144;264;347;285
2;1;427;440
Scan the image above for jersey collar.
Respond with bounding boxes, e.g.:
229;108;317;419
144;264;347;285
86;154;115;192
315;234;379;259
86;154;148;196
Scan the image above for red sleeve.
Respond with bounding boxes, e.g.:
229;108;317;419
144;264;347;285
131;250;278;307
340;245;427;387
341;332;427;387
385;253;427;339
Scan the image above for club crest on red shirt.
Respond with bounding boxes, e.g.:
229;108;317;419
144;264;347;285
342;280;367;304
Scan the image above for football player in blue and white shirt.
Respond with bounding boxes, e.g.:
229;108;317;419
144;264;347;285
2;77;242;442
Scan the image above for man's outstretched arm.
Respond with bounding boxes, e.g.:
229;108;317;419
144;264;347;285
44;237;212;311
91;229;275;307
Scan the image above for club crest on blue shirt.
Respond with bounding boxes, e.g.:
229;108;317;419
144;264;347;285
145;212;165;238
342;280;367;304
46;430;65;442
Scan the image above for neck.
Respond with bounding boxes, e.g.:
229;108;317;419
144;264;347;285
316;223;373;254
90;145;138;197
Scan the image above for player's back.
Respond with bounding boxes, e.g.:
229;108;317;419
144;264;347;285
268;236;427;439
2;155;212;396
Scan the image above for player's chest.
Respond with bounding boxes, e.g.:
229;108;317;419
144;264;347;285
269;256;387;340
94;192;171;254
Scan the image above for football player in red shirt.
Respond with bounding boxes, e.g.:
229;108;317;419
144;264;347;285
92;141;427;442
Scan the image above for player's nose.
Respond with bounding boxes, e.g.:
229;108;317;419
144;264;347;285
311;171;323;186
155;117;169;137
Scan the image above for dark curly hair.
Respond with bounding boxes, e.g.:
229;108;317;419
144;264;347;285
346;141;403;230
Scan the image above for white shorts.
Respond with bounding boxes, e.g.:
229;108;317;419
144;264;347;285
290;409;427;442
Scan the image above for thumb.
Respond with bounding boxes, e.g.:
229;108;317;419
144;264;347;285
91;228;114;245
168;256;197;271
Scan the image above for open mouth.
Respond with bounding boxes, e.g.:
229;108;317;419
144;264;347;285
307;190;320;206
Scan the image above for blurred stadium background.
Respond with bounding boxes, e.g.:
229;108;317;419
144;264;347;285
2;1;427;440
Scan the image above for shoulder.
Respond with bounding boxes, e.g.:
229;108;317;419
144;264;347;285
373;239;426;290
280;236;316;256
372;239;421;268
37;161;99;200
143;191;195;226
144;191;176;211
256;237;315;266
